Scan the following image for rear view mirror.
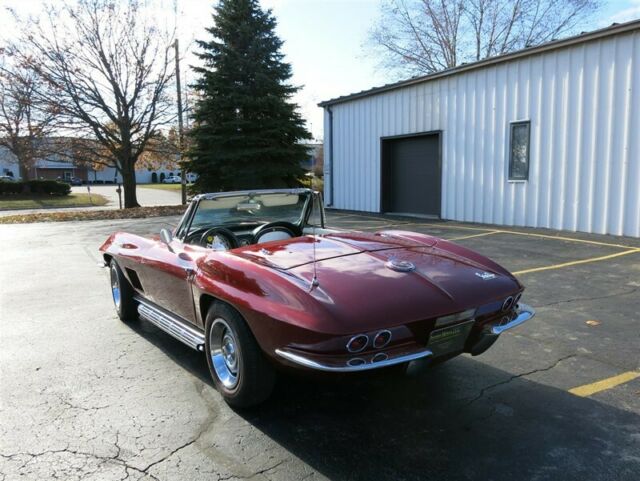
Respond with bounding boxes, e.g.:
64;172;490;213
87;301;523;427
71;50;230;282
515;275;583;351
160;228;174;252
237;202;261;211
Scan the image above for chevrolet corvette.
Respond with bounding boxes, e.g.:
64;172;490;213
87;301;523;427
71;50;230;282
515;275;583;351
100;188;534;407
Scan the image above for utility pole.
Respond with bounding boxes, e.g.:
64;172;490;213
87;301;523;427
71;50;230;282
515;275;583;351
175;38;186;205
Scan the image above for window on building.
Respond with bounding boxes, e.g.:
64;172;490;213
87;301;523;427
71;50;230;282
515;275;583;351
509;121;530;181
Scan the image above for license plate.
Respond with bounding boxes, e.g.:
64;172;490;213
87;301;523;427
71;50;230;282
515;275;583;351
427;320;475;357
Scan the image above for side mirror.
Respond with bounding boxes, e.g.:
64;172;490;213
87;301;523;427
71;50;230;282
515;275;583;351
160;228;174;252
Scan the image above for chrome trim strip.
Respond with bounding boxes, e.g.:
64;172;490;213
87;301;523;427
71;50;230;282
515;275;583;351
491;303;535;335
274;348;433;372
135;297;205;351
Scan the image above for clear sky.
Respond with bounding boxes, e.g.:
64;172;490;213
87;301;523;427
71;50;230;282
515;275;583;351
2;0;639;140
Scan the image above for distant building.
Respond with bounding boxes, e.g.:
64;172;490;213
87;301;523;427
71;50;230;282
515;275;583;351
320;20;640;237
0;143;179;184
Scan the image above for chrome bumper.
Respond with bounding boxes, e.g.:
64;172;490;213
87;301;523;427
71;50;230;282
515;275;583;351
275;348;433;373
490;303;536;335
275;303;535;371
469;302;535;356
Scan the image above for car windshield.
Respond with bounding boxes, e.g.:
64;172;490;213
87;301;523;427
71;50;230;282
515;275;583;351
188;191;310;233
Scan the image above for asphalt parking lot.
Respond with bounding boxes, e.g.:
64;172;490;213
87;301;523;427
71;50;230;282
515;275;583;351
1;211;639;480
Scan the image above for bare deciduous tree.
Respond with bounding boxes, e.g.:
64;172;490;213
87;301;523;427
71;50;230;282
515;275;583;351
9;0;175;207
0;58;59;180
370;0;600;76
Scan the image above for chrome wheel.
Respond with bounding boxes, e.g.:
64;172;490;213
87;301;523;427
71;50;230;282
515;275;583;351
110;264;121;309
210;318;240;389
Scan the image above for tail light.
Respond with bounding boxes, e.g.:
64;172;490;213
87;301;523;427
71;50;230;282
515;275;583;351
347;358;366;367
514;293;522;306
373;330;392;348
347;334;368;353
372;352;388;363
502;296;514;312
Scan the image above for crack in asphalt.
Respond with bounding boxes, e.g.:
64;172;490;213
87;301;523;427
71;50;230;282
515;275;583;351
0;430;165;481
0;445;152;480
536;287;639;308
215;460;286;481
56;394;110;412
462;354;576;407
138;437;199;476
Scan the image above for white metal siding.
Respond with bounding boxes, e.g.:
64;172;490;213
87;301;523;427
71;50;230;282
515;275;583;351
325;30;640;237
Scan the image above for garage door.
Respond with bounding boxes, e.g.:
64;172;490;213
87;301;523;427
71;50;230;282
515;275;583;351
381;133;441;217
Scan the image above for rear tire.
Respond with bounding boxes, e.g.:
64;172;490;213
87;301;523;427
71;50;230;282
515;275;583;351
109;260;138;322
204;303;276;408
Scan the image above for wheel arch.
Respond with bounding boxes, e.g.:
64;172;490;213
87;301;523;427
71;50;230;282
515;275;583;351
197;292;265;349
199;293;219;324
198;293;246;328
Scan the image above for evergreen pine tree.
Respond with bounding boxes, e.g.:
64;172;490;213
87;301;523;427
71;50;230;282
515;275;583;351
189;0;311;191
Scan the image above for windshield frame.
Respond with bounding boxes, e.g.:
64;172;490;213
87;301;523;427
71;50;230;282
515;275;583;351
174;188;321;241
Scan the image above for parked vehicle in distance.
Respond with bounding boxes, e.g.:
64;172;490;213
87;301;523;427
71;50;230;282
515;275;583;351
0;175;15;182
69;177;83;186
186;172;198;183
100;188;534;407
162;175;182;184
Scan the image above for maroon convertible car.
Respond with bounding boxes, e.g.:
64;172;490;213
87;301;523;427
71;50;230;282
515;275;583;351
100;188;534;407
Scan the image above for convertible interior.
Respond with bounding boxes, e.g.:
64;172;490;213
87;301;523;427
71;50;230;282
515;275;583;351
179;190;325;251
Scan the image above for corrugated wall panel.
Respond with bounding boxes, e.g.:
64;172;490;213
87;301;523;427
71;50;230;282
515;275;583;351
324;30;640;236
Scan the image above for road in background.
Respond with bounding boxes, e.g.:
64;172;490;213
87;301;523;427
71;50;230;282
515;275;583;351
0;184;182;217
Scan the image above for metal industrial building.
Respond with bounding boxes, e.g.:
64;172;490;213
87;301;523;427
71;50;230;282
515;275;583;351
320;20;640;237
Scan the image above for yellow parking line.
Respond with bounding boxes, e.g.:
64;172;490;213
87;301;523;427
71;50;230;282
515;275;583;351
422;223;496;233
513;248;640;276
500;230;636;250
569;371;640;397
421;223;636;249
448;231;501;241
332;217;638;249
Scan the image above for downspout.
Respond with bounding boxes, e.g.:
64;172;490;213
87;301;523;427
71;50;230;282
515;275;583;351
326;106;334;207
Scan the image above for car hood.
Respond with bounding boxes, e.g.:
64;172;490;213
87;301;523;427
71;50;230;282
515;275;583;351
234;232;519;330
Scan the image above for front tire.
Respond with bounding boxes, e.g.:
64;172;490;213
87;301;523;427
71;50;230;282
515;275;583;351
204;303;275;408
109;260;138;322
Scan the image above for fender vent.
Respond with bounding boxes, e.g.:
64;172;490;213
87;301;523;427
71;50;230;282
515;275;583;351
125;268;144;292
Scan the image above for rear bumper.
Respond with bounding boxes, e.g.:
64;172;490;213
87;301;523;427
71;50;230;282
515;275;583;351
469;303;535;355
275;303;536;371
490;303;536;335
275;346;433;373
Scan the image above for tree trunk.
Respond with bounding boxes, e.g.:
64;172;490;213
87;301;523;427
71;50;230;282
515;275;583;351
120;159;140;208
18;160;30;181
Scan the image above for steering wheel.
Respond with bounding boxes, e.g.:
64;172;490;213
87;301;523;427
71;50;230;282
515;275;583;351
199;227;239;250
251;221;301;245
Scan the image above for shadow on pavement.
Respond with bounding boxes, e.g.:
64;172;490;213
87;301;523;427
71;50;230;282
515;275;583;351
126;317;639;481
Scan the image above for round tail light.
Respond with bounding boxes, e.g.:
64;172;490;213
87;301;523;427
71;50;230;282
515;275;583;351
347;358;365;367
502;296;514;312
514;293;522;306
347;334;368;353
373;330;392;349
372;352;388;363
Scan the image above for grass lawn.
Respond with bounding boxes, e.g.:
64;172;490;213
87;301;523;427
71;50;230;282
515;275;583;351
0;204;186;224
0;193;109;211
139;183;184;191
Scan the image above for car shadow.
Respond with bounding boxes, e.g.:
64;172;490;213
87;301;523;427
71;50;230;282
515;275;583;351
126;319;640;481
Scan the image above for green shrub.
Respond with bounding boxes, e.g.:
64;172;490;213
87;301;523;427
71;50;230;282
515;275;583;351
0;180;71;196
0;180;21;194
